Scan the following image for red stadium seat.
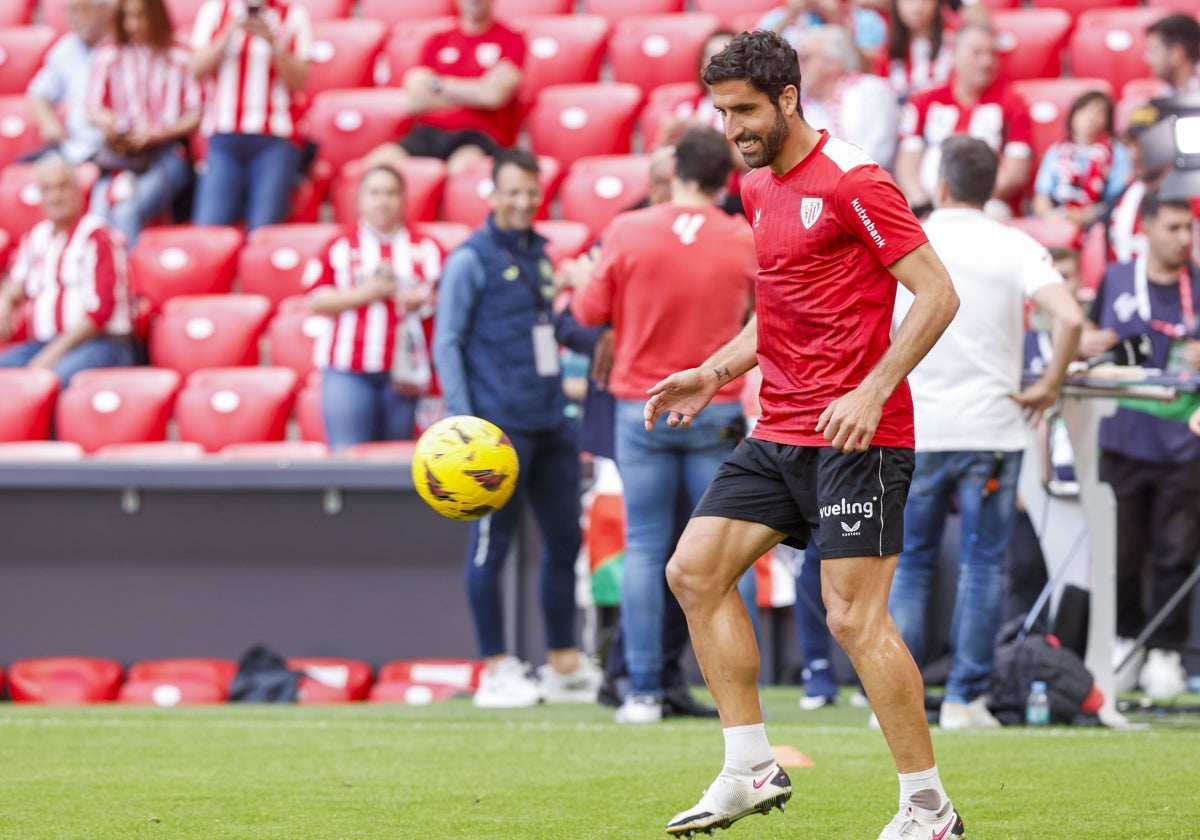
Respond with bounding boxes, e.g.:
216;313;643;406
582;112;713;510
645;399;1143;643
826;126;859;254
0;440;84;460
1010;78;1115;169
0;368;58;441
288;656;373;702
1121;77;1169;104
495;0;572;19
295;372;326;443
0;25;57;95
1031;0;1138;23
286;159;335;224
0;95;42;170
417;220;472;254
219;440;331;460
266;295;324;378
558;154;651;240
0;0;36;26
129;226;244;312
535;219;593;267
299;88;413;174
376;658;484;691
93;441;207;460
691;0;776;29
527;83;642;169
512;15;609;107
295;0;354;21
118;657;238;705
342;440;418;460
639;81;703;149
1068;8;1162;95
582;0;684;29
331;156;446;226
303;19;388;99
441;154;561;226
1005;216;1081;251
376;17;455;86
359;0;454;28
991;9;1072;82
8;656;123;703
0;162;100;241
175;367;299;452
149;294;273;377
55;367;182;453
608;13;721;97
238;223;342;309
368;680;461;703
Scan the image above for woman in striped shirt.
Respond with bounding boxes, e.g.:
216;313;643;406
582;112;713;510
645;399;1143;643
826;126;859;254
306;166;444;450
87;0;202;244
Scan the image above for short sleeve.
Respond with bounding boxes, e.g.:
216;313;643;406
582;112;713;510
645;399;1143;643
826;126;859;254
191;0;223;48
283;3;313;61
26;38;68;102
1015;233;1064;300
835;165;928;267
500;26;525;68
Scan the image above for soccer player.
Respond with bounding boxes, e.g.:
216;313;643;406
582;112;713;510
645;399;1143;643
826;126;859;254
644;30;963;839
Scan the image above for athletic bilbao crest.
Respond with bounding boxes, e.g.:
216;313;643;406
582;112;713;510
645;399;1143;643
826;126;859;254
800;197;823;229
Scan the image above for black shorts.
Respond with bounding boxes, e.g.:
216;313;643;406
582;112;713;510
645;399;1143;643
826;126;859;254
692;438;914;559
399;125;500;160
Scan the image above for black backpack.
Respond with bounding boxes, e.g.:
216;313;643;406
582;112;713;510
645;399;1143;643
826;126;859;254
229;645;304;703
987;618;1098;725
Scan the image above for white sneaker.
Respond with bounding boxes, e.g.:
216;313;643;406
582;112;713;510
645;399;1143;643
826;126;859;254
666;764;792;836
1141;649;1187;699
939;696;1001;730
1113;636;1145;695
614;693;662;724
536;657;603;704
472;657;540;708
877;798;964;840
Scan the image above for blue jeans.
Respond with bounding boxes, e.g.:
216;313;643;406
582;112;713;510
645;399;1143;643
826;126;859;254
91;145;193;245
193;133;301;231
465;424;581;658
614;398;744;696
320;369;417;451
0;337;134;386
888;450;1023;701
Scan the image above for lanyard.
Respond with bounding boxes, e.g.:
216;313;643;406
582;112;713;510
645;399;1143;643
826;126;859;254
1133;251;1196;339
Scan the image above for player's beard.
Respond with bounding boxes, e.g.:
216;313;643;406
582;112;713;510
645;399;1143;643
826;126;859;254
737;106;788;169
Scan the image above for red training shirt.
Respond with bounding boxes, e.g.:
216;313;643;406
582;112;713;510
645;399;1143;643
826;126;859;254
743;131;926;448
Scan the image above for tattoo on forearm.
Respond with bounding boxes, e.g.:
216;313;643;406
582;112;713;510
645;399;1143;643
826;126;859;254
713;366;733;382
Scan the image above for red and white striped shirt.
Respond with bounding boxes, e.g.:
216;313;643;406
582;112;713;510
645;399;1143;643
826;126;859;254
191;0;312;139
8;215;131;341
87;40;203;135
307;222;442;373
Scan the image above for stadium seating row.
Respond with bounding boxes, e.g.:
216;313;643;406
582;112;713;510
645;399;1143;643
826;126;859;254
1;655;484;704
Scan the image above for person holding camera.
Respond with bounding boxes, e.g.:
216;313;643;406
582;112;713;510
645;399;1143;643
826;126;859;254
560;127;757;724
189;0;311;231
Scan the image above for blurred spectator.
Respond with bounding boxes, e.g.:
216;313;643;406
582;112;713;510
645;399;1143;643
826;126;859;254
877;0;955;103
1105;105;1168;269
86;0;202;245
757;0;887;71
890;136;1082;729
306;166;441;450
564;127;756;724
364;0;523;179
0;154;133;385
895;24;1032;218
26;0;113;164
796;25;898;170
1145;14;1200;96
1090;191;1200;700
1031;92;1131;236
432;148;601;709
189;0;312;231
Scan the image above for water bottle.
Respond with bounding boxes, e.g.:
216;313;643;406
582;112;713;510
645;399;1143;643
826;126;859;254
1025;680;1051;727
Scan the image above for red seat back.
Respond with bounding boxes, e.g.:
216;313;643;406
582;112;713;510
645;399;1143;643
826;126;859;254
238;223;342;309
0;25;57;95
608;13;721;97
0;368;59;441
8;656;124;703
55;367;182;452
527;83;643;168
149;294;273;378
175;367;298;452
129;226;244;312
558;154;651;240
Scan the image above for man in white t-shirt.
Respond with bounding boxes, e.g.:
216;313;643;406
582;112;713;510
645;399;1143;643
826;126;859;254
890;135;1083;729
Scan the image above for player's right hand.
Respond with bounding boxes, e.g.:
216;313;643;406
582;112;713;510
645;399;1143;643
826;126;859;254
644;368;717;430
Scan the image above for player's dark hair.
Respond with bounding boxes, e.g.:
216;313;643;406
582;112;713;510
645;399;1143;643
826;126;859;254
1065;90;1114;138
1148;14;1200;64
493;147;540;182
674;126;733;196
938;134;997;206
359;165;406;194
1138;189;1193;221
702;29;802;108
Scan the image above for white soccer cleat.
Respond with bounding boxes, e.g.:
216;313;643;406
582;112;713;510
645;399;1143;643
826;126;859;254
665;765;792;837
877;799;964;840
472;657;541;709
536;657;603;704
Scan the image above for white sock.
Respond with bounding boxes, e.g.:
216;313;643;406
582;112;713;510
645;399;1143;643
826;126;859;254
721;723;775;776
898;766;947;813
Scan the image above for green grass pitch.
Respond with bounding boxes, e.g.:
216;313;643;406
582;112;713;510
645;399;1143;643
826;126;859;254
1;687;1197;839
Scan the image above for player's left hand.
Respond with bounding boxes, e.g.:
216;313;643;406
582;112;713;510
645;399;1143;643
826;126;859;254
816;388;882;453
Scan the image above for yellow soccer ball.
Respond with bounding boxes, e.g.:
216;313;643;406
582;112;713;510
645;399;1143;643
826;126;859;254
412;415;520;520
